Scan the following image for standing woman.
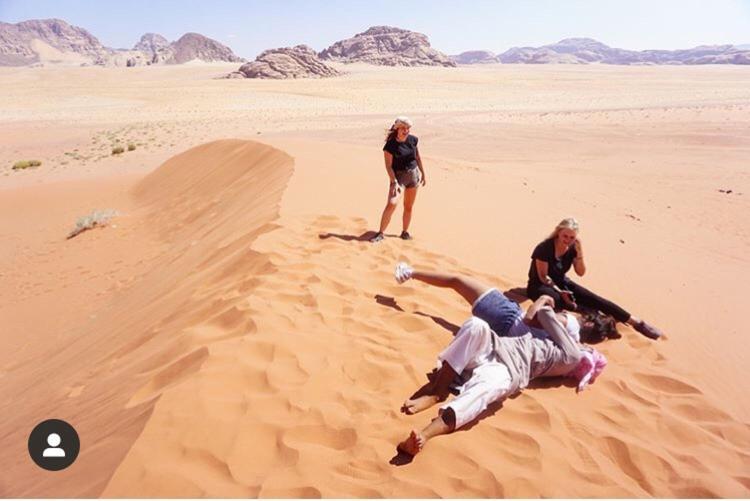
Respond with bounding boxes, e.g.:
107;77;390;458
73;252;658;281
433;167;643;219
526;217;663;340
370;116;426;243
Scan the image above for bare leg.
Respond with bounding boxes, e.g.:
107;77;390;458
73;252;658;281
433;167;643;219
410;269;490;306
378;200;398;234
402;187;418;232
402;361;457;415
398;408;456;456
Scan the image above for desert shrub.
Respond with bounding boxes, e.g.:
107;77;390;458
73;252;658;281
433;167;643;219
127;143;136;151
12;160;41;170
112;146;125;155
67;209;119;239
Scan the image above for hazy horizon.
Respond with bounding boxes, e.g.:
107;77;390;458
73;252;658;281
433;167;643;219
1;0;749;59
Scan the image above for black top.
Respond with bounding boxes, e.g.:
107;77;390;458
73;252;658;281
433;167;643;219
527;238;578;290
383;134;419;172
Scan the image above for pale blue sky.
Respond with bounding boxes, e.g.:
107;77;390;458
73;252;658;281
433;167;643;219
1;0;748;59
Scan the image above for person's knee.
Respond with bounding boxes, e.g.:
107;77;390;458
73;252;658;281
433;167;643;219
462;316;491;332
440;407;457;432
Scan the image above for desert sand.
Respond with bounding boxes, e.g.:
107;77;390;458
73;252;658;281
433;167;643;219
1;62;749;497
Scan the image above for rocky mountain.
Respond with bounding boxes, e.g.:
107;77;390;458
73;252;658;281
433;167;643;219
451;50;499;64
0;18;108;66
495;38;750;65
155;33;244;64
0;19;244;67
319;26;456;67
228;45;340;79
133;33;170;55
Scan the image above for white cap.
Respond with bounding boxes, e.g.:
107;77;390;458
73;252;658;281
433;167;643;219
393;116;413;128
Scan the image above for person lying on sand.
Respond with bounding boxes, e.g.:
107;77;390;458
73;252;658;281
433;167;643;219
527;217;662;340
395;300;605;457
370;116;427;243
394;262;612;342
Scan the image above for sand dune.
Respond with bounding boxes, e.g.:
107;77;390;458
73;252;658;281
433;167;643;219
1;64;750;497
2;140;747;496
0;140;292;496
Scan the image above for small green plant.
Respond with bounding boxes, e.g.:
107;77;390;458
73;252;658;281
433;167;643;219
12;160;41;170
127;143;136;151
67;209;118;239
112;146;125;155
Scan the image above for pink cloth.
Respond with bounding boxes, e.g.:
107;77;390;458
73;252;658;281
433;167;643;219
568;349;607;392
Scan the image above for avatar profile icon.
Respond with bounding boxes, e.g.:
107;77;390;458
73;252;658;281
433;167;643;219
28;419;79;471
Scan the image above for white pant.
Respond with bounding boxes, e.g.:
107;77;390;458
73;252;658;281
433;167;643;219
438;317;513;429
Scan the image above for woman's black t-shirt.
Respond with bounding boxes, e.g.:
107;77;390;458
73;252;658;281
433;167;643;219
527;238;578;290
383;135;419;172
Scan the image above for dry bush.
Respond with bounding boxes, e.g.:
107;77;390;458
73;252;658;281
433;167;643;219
67;209;119;239
12;160;42;170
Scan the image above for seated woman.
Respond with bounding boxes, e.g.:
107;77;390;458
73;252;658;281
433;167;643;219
526;217;662;340
395;300;605;457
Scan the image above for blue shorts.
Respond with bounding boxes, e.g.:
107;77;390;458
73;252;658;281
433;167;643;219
471;288;522;337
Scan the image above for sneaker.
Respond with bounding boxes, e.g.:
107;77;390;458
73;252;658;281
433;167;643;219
400;231;413;240
634;320;662;340
395;262;414;284
369;232;384;243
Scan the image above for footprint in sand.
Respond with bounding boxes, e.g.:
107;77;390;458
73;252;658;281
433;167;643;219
632;373;701;395
282;424;358;451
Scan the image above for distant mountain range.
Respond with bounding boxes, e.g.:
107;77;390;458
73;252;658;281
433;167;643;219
2;19;747;69
451;38;750;65
0;18;244;66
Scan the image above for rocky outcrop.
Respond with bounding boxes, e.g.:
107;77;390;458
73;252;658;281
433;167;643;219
0;19;245;66
495;38;750;65
319;26;456;67
451;50;499;64
158;33;244;64
229;45;340;79
0;18;108;66
133;33;170;54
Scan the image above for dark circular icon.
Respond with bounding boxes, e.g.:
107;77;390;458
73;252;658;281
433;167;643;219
28;419;80;471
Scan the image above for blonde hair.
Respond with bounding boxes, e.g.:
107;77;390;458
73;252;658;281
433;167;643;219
384;116;413;142
549;217;579;240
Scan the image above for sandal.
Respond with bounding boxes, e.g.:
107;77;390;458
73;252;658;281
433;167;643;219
400;231;413;240
369;232;384;243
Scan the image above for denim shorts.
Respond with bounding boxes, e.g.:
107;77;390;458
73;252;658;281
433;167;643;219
471;288;523;337
395;167;421;188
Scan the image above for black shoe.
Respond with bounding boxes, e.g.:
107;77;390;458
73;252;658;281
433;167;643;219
369;232;384;243
400;231;412;240
634;320;662;340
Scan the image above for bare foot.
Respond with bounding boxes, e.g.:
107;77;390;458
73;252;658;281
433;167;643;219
397;430;424;456
401;394;439;415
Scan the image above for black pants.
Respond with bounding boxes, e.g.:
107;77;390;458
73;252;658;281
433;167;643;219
527;281;631;323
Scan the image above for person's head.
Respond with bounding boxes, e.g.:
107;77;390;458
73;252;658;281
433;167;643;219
385;116;413;142
549;217;579;247
580;312;617;342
